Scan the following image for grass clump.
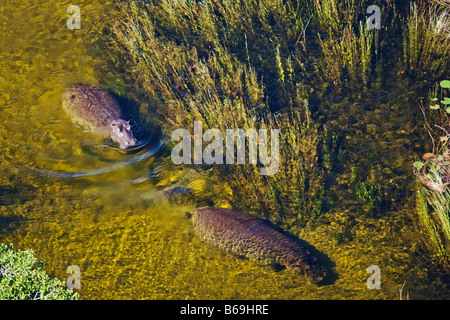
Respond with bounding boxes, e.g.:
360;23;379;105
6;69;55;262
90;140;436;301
108;0;332;230
319;21;375;87
414;80;450;267
224;103;329;228
415;166;450;266
124;0;314;111
402;2;450;79
313;0;398;88
313;0;362;36
0;244;79;300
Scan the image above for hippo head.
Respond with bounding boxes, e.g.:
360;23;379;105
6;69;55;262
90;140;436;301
109;119;137;149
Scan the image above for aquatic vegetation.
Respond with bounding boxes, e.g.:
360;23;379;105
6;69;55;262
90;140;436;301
113;0;314;111
334;228;354;244
313;0;404;88
0;244;79;300
226;104;331;228
355;177;381;216
429;1;450;40
319;21;376;86
419;80;450;153
313;0;361;36
108;0;331;230
402;2;450;79
414;80;450;267
415;177;450;266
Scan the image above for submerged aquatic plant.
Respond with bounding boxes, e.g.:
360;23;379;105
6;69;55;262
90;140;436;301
319;21;376;86
356;177;380;215
313;0;401;88
313;0;362;36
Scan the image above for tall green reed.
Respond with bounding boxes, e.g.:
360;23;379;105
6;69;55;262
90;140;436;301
319;21;376;86
403;2;450;79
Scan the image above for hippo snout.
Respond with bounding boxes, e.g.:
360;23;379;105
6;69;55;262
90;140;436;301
110;119;137;149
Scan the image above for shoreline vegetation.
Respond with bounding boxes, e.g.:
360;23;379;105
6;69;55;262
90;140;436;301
414;79;450;267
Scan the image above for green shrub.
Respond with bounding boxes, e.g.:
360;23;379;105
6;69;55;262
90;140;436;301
0;244;79;300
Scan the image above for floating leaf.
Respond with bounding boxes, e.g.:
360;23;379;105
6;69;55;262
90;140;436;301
438;155;444;161
430;104;440;110
440;80;450;89
414;161;424;170
441;97;450;105
431;97;438;101
441;136;448;142
446;106;450;113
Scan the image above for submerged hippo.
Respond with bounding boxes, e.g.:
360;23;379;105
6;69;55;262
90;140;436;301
191;207;326;284
62;84;137;149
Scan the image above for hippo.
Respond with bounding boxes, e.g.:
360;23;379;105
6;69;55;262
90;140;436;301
190;207;326;284
62;84;137;149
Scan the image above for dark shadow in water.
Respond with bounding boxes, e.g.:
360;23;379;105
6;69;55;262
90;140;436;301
0;185;36;206
0;185;32;236
0;214;24;236
111;89;162;148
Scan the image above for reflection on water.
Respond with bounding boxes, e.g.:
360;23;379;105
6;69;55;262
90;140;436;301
0;0;448;299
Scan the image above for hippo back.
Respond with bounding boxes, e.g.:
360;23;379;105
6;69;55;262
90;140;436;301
191;207;326;283
62;84;123;136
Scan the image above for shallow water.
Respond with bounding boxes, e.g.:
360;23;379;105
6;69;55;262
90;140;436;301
0;1;448;300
